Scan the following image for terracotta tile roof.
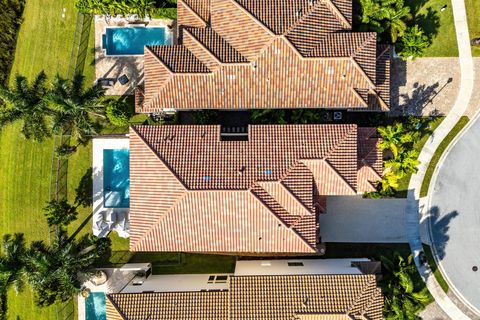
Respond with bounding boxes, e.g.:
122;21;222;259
137;0;390;112
357;127;382;192
106;274;383;320
107;291;228;319
129;124;381;253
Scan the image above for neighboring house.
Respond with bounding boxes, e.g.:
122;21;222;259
128;124;381;254
135;0;391;113
105;259;383;320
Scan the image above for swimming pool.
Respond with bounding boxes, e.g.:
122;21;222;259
85;292;106;320
102;27;172;55
103;149;130;208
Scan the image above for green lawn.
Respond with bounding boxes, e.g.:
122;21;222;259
407;0;458;57
394;117;444;198
9;0;78;81
420;116;469;197
465;0;480;56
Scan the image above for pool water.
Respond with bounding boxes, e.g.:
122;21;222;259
103;149;130;208
85;292;106;320
102;27;171;55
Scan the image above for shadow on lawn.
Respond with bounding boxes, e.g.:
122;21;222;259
415;6;441;44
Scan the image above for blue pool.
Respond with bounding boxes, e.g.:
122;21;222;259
85;292;106;320
102;27;171;55
103;149;130;208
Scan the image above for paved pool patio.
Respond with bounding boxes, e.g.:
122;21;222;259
94;15;174;96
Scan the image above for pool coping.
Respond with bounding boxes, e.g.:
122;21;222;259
92;136;130;238
101;25;174;57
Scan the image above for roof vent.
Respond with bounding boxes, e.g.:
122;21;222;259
309;0;315;5
264;169;273;175
302;297;309;308
296;9;302;17
203;175;212;181
238;166;246;175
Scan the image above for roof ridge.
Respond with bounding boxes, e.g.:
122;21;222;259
347;277;379;317
368;88;389;111
249;186;317;252
185;27;249;64
106;295;127;320
322;159;357;193
229;0;276;36
145;46;174;74
322;0;352;29
131;191;190;251
256;180;313;216
179;0;209;25
351;87;369;108
350;57;376;88
283;0;324;35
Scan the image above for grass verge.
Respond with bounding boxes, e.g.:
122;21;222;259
420;116;469;197
465;0;480;57
423;244;449;293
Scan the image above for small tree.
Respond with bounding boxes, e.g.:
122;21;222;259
106;100;130;126
43;199;78;227
55;144;77;159
381;253;432;319
0;71;51;141
398;25;431;60
378;123;415;158
24;231;110;306
385;149;420;178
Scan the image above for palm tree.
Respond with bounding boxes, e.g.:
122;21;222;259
382;0;412;43
45;74;105;142
23;231;110;306
0;234;26;295
385;149;420;178
0;71;51;141
379;170;399;194
381;253;432;319
359;0;412;43
399;25;431;60
43;199;78;228
378;123;416;158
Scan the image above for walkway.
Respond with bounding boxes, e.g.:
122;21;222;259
319;196;407;243
405;0;475;318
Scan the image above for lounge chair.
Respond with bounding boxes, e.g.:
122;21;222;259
97;78;116;87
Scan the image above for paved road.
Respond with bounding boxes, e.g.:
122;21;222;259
430;114;480;313
320;196;407;243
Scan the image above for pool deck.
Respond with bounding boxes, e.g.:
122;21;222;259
94;15;174;96
92;136;130;237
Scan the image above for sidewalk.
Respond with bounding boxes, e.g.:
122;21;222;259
405;0;476;318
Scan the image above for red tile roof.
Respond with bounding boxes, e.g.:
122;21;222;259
106;274;383;320
129;124;381;253
137;0;390;112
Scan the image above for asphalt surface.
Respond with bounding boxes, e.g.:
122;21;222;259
430;115;480;313
320;196;407;243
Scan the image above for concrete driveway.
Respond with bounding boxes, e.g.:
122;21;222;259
430;115;480;314
319;196;407;243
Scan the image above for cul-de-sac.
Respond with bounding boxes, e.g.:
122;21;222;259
1;0;480;319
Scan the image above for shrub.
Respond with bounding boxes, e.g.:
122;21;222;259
106;100;130;126
398;25;431;60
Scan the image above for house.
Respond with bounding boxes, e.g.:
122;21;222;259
135;0;391;113
105;258;383;320
128;124;381;254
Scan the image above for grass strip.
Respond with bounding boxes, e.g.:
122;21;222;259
423;244;449;293
420;116;469;197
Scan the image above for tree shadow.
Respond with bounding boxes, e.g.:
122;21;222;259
414;6;441;44
75;168;93;208
424;206;459;260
